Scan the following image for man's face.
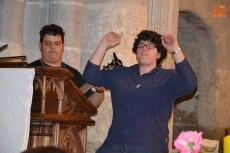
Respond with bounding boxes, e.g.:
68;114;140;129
136;40;161;67
39;34;64;66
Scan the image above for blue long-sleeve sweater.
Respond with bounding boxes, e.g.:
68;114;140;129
83;59;197;151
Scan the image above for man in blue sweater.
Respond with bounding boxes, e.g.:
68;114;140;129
83;30;197;153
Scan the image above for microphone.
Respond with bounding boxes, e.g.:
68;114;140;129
112;52;123;67
0;44;8;52
113;52;118;60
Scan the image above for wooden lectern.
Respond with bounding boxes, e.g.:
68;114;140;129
27;66;97;153
0;53;121;153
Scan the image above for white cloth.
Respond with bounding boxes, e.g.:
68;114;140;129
0;68;35;153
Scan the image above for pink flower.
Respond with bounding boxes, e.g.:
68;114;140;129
174;131;203;153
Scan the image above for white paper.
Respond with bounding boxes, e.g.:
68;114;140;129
201;138;219;153
0;68;35;153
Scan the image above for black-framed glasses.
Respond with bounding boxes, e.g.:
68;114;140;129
137;43;156;49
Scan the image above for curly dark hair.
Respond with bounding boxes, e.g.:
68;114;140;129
40;24;65;43
132;30;167;65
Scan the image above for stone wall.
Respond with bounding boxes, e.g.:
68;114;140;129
173;1;230;152
0;0;24;57
81;1;148;152
22;0;83;71
0;0;230;152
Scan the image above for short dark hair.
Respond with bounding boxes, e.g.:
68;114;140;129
21;146;66;153
40;24;65;43
132;30;167;65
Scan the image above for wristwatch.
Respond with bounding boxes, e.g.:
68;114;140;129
172;47;181;55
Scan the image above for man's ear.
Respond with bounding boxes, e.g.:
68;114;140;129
39;43;42;51
62;43;65;51
157;53;161;59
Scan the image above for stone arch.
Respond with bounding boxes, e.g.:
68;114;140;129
173;11;217;140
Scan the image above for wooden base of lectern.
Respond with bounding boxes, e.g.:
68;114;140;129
27;67;97;153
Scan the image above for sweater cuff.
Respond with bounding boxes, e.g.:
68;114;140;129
175;58;189;69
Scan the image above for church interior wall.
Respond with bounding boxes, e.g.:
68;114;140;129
0;0;229;152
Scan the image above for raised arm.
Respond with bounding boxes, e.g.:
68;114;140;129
162;34;197;96
161;34;185;63
84;31;121;108
89;31;121;66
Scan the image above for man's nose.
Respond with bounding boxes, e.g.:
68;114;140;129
142;45;147;51
50;43;55;48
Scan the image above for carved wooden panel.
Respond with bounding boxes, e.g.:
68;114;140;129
28;67;97;153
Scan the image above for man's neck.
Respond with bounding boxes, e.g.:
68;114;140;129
139;64;156;74
40;59;61;68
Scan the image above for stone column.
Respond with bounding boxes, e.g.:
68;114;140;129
0;0;24;57
23;0;48;62
148;0;180;151
148;0;179;69
49;0;83;70
81;0;149;152
81;0;149;71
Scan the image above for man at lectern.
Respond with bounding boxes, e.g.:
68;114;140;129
28;24;104;108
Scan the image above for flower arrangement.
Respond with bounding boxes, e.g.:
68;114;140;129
174;131;203;153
